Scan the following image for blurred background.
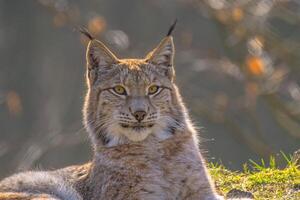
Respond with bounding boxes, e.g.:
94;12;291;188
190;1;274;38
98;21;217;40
0;0;300;178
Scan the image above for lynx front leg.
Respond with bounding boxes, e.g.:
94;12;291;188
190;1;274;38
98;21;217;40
180;184;224;200
178;161;224;200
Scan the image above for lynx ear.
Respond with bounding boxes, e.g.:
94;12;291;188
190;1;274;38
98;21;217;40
86;40;118;70
145;36;175;80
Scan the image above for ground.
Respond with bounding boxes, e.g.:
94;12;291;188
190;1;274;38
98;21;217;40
209;154;300;200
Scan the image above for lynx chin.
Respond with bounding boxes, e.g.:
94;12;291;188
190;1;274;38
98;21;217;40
0;25;251;200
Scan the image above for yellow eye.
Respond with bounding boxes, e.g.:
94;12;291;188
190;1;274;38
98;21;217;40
113;85;127;95
148;85;159;95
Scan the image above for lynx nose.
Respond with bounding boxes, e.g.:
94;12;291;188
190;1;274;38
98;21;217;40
133;111;146;122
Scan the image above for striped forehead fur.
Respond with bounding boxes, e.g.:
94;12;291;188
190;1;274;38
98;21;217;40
119;59;147;70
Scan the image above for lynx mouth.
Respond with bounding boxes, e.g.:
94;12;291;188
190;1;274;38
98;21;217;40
120;123;154;130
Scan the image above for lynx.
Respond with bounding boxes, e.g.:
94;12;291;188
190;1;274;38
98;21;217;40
0;23;250;200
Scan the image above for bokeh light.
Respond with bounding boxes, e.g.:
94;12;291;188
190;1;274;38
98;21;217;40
6;91;22;117
88;16;106;36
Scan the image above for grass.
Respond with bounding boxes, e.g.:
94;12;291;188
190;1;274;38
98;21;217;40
209;153;300;200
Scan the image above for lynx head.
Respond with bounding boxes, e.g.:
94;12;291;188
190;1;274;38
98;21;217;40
83;29;189;148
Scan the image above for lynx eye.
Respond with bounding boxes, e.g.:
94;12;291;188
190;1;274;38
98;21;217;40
112;85;127;95
148;85;160;95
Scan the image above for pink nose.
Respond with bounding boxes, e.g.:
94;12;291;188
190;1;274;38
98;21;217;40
133;111;146;122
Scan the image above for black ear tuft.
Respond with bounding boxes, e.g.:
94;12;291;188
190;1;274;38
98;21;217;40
166;19;178;36
77;26;94;40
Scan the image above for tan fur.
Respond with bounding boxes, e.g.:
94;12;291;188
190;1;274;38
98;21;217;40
0;192;60;200
0;34;251;200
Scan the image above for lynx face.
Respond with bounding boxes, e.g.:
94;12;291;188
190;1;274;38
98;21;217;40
84;37;185;146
